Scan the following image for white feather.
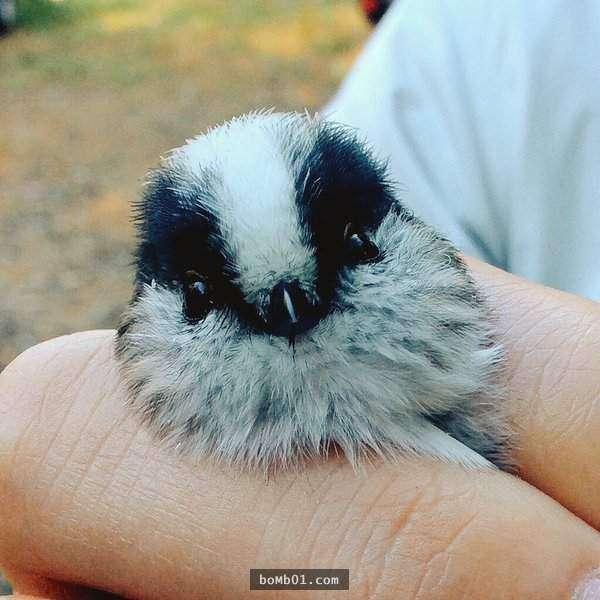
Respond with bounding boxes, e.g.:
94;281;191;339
116;112;511;474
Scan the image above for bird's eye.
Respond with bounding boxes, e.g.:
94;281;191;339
343;223;380;264
183;270;213;321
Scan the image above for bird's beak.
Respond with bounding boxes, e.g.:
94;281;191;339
265;280;318;341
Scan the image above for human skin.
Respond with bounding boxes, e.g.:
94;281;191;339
0;259;599;599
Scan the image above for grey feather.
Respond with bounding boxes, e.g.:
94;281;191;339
116;112;513;474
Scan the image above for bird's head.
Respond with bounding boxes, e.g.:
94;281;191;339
130;112;397;343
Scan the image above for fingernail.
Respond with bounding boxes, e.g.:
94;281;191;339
574;570;600;600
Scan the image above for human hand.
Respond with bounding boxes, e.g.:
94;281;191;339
1;259;600;599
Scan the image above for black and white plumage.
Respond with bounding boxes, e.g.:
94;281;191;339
116;111;511;473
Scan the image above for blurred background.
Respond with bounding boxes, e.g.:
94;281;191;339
0;0;373;373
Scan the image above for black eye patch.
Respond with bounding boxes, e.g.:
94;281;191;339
134;167;223;287
131;166;263;330
292;123;395;244
288;122;397;302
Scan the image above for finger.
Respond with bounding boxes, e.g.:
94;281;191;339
467;258;600;530
7;597;52;600
2;569;116;600
1;332;600;599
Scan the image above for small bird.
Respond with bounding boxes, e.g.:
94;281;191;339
116;111;511;473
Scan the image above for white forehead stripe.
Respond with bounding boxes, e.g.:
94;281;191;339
172;113;316;301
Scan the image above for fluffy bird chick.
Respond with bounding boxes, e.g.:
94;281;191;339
116;112;511;473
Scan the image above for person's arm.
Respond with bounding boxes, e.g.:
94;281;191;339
0;259;599;599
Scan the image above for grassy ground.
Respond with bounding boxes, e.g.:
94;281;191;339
0;0;369;370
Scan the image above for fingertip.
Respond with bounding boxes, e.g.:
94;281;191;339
0;329;115;407
0;330;116;392
4;568;118;599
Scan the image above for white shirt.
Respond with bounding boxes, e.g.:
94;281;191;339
327;0;600;300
